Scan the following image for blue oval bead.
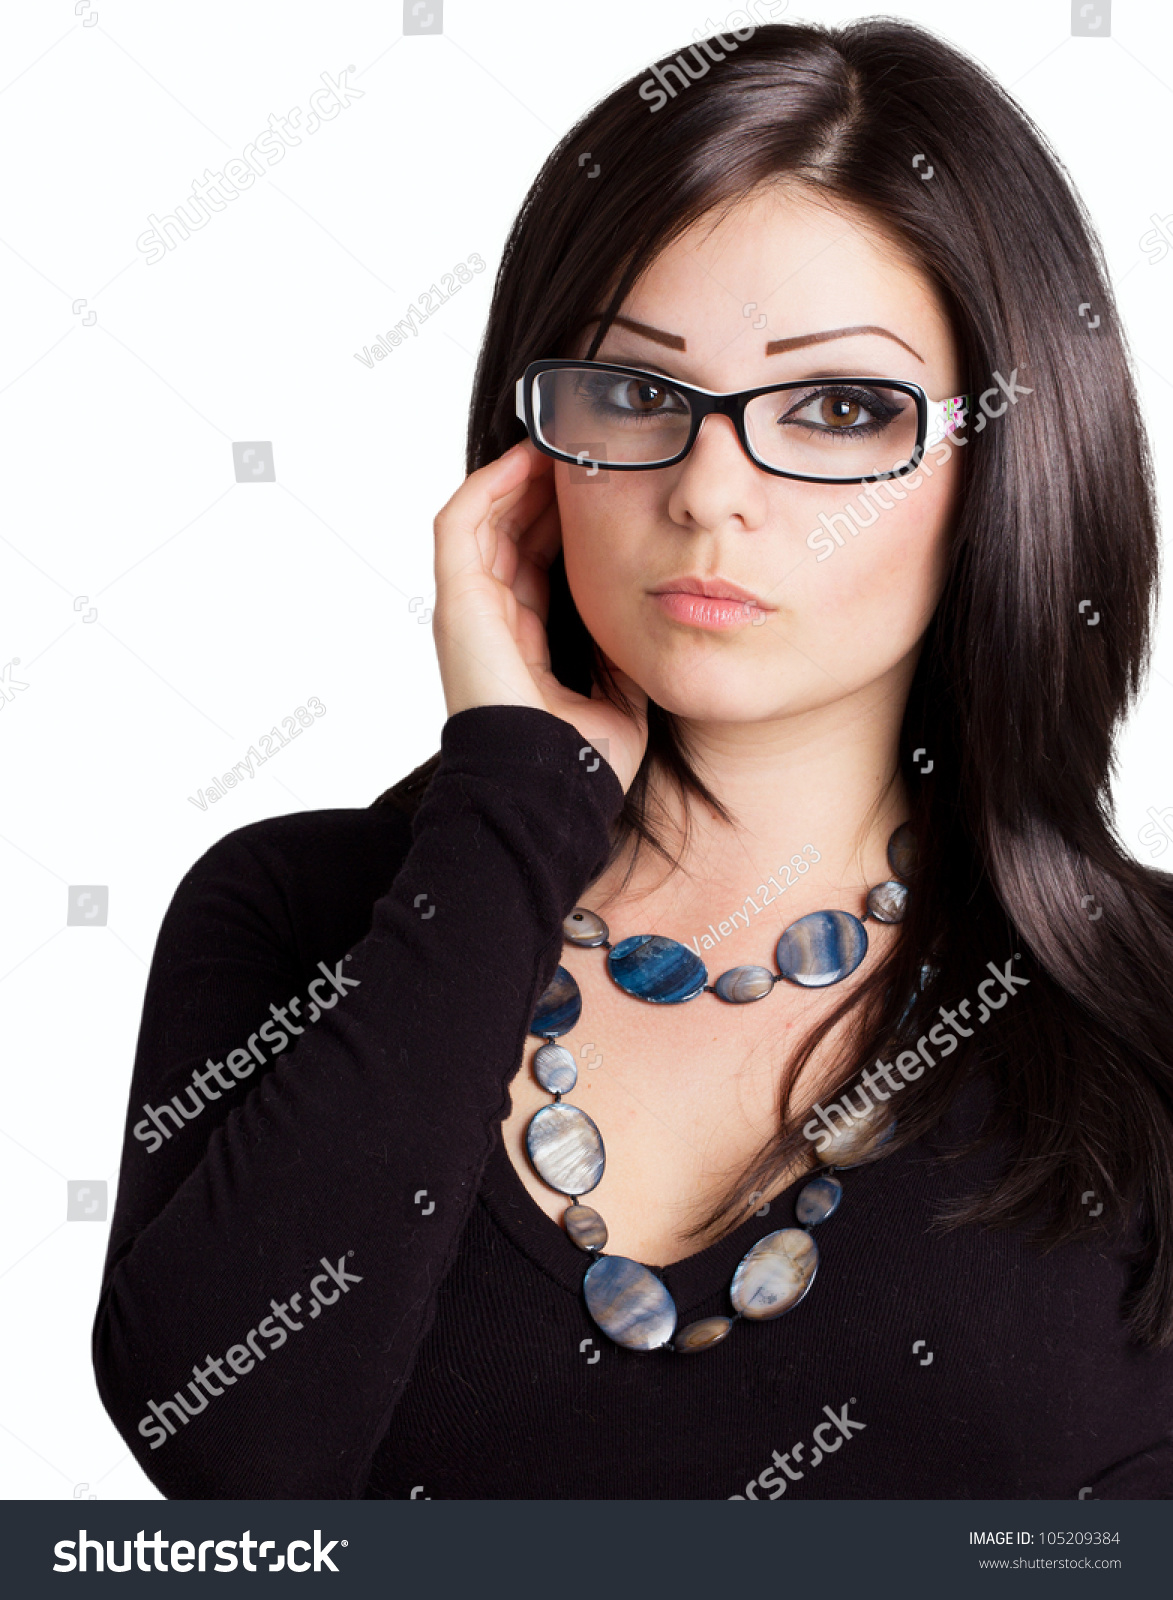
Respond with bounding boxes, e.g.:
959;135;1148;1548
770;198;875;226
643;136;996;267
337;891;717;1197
583;1255;677;1350
775;910;868;988
606;935;708;1003
530;964;582;1037
795;1174;842;1225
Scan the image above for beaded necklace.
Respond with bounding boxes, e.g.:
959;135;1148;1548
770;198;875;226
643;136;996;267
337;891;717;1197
522;824;914;1354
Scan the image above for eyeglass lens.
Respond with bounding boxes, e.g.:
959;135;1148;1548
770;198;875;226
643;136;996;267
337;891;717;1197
533;365;922;478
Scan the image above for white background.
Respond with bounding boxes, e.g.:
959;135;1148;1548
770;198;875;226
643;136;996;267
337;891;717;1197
1;0;1168;1500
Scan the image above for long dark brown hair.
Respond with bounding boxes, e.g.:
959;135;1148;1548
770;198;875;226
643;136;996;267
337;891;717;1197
377;18;1173;1348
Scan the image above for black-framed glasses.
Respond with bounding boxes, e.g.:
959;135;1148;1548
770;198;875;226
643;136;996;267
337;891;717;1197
515;359;970;484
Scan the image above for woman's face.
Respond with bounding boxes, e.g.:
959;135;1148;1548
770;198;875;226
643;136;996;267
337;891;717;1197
554;185;965;725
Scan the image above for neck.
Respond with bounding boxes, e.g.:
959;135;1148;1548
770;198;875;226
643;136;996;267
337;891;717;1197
594;671;913;930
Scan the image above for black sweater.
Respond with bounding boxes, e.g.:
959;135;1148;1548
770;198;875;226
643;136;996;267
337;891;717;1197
93;706;1173;1498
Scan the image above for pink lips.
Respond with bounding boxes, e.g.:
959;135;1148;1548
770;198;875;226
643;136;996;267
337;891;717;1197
649;576;772;631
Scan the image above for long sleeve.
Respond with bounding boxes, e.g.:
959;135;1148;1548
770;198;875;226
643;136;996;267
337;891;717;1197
92;705;624;1498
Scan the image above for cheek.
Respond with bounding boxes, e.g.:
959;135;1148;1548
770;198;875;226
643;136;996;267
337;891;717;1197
554;454;961;710
798;465;958;653
556;471;655;617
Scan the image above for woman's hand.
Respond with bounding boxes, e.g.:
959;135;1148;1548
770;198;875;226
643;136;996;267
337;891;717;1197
432;438;649;792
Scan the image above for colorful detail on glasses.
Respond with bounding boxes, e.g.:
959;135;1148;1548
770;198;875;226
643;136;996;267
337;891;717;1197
940;396;967;434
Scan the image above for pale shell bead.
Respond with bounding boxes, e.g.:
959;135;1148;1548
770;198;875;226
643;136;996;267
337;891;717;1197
525;1103;605;1196
563;908;609;946
674;1316;734;1353
729;1228;819;1320
533;1042;577;1094
866;879;908;923
887;822;916;880
815;1107;896;1168
713;965;776;1003
564;1203;608;1251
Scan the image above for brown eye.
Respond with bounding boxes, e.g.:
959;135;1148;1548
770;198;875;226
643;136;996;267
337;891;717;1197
624;380;670;412
821;395;862;428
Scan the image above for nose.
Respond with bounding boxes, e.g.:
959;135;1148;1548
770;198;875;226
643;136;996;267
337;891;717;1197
666;412;769;532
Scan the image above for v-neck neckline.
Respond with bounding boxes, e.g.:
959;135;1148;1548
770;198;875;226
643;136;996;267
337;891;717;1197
479;1128;829;1319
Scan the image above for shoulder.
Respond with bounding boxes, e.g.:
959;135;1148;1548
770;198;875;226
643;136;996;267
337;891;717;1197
184;800;416;890
182;737;441;887
163;795;423;968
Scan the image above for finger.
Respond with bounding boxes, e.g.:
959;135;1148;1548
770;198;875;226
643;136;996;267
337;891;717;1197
469;445;555;587
488;470;557;583
513;592;556;679
515;484;563;576
494;466;555;546
434;441;544;588
511;500;561;617
484;444;554;535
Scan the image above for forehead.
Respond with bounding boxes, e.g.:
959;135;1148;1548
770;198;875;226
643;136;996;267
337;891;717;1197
607;185;955;371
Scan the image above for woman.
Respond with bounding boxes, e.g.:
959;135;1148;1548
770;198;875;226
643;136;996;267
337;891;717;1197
94;18;1173;1498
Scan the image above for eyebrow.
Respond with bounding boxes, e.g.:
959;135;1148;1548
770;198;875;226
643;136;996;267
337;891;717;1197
766;325;924;362
581;314;687;350
581;314;923;363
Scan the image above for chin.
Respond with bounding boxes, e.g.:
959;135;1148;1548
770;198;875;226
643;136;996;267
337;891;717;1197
627;657;796;723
